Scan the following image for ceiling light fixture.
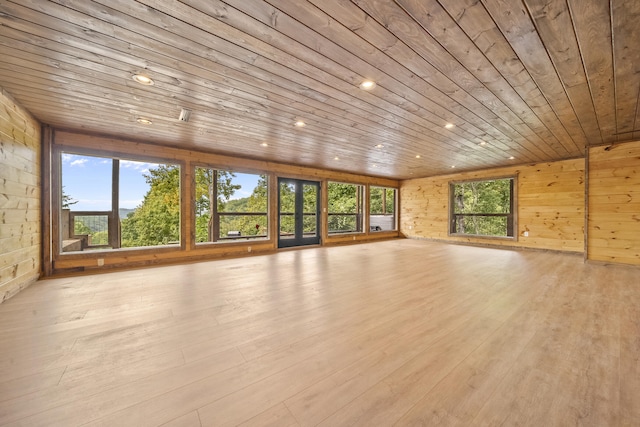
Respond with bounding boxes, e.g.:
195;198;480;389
509;156;515;160
374;144;384;148
334;156;340;160
451;165;456;168
260;142;269;147
359;80;376;90
132;74;154;86
136;117;153;125
479;141;487;146
295;120;306;127
415;154;421;159
445;123;455;129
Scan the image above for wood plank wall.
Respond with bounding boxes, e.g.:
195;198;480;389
588;140;640;265
0;87;41;302
49;131;399;273
400;159;585;252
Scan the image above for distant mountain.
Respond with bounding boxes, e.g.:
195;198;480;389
119;208;135;219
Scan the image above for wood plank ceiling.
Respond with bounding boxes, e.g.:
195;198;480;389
1;0;639;179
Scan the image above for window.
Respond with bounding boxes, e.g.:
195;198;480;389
328;182;364;234
369;186;397;231
195;168;268;243
449;177;515;237
60;153;180;252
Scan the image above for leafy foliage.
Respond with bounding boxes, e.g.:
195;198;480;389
195;169;267;242
120;165;181;247
452;179;512;236
328;182;363;233
61;186;78;209
370;187;395;214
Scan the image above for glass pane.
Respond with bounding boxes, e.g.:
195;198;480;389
195;169;269;243
369;186;397;231
302;184;317;236
279;182;295;239
453;179;511;214
61;153;181;252
454;216;508;236
328;182;363;233
120;163;180;248
450;178;513;237
61;154;113;252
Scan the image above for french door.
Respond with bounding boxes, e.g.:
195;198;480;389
278;178;320;248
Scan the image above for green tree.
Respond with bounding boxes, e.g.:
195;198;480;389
328;182;362;232
222;175;268;238
370;187;395;214
453;179;511;236
74;220;92;235
62;186;78;209
120;165;181;247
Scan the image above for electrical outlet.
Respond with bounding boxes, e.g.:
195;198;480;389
248;246;252;253
97;258;104;266
523;231;529;237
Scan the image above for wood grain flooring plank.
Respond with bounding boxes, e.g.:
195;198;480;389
0;240;635;426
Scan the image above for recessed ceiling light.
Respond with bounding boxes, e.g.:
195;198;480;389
479;141;487;146
451;165;456;168
136;117;153;125
374;144;384;148
372;164;378;168
294;120;306;127
359;80;376;90
415;154;421;159
334;156;340;160
260;142;268;147
509;156;515;160
445;123;455;129
132;74;154;86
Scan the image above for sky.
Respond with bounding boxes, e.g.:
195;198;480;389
61;153;260;212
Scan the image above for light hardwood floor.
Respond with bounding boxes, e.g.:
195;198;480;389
0;239;638;426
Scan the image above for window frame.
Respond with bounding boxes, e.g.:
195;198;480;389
327;181;365;235
54;146;185;257
368;185;398;232
193;165;270;245
448;175;517;240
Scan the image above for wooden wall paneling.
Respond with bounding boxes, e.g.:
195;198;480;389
363;0;571;158
259;0;546;163
0;2;418;171
0;43;434;163
524;0;602;145
566;0;617;143
588;140;640;265
0;86;41;303
0;0;492;176
0;65;426;170
108;0;520;167
611;0;640;138
481;0;587;153
313;0;555;159
400;159;585;252
162;2;516;157
218;0;539;162
0;0;639;182
438;0;583;151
